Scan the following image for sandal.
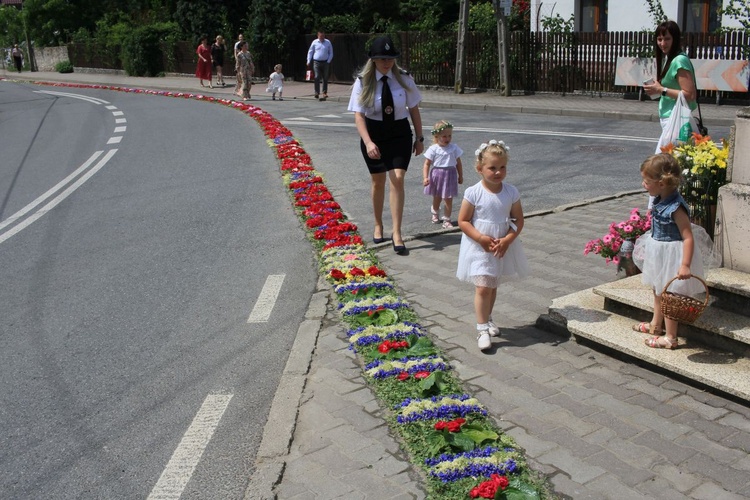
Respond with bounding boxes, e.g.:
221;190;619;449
442;219;453;229
632;322;662;335
645;336;678;349
431;207;439;224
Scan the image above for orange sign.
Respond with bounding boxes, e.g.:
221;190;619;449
615;57;749;92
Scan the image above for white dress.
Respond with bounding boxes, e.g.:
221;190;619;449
456;182;530;285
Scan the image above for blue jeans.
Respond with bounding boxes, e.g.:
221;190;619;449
313;60;329;95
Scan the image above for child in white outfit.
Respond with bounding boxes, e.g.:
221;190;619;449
456;140;530;351
267;64;284;100
423;120;463;228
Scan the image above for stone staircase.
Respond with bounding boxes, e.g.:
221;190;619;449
542;267;750;403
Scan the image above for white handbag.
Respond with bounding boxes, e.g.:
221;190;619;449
655;92;698;153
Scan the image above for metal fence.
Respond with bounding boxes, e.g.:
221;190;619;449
67;30;749;101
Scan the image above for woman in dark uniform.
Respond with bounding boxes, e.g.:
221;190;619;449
347;36;424;254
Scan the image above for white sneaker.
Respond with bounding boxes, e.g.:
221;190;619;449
487;321;501;337
477;331;492;350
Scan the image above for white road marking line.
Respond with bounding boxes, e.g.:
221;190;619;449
112;110;124;116
148;394;232;500
114;126;127;133
107;136;123;144
34;90;110;105
115;118;127;124
316;114;341;118
285;117;313;121
105;105;118;110
0;151;104;232
0;149;118;245
247;274;285;323
279;121;658;143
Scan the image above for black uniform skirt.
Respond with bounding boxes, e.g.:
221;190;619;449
360;117;413;174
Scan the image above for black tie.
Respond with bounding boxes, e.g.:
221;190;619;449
381;75;394;123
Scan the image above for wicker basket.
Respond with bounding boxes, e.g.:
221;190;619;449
660;274;710;323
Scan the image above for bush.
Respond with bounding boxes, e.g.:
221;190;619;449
121;22;179;77
55;60;74;73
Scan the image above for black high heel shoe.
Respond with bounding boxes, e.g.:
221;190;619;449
391;236;406;255
373;235;388;244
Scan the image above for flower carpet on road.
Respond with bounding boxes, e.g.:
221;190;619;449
18;79;555;499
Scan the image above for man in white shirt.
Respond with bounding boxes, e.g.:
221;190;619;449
306;31;333;101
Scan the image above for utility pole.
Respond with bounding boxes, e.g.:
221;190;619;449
454;0;469;94
491;0;511;96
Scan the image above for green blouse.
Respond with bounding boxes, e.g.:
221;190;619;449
659;53;698;118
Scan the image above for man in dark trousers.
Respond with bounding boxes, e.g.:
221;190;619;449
306;31;333;101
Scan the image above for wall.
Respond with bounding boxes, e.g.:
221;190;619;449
34;46;70;72
530;0;745;32
718;107;750;272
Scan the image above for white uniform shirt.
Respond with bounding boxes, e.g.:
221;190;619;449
347;70;422;121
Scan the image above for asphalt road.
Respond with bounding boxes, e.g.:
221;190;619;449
0;80;733;498
271;101;731;239
0;82;316;499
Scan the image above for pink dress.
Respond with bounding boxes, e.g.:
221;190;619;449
195;44;212;80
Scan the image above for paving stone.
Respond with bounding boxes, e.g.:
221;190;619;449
689;481;748;500
584;473;653;500
584;450;655;487
536;448;606;484
631;430;696;465
623;378;682;402
648;462;704;494
682;454;749;492
583;411;642;439
625;393;685;418
543;393;600;419
504;426;559;457
670;395;730;420
547;473;602;500
674;432;746;465
539;427;604;458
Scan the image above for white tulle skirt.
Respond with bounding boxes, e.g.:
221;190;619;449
632;224;720;296
456;218;530;288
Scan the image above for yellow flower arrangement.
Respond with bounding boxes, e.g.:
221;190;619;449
662;133;730;226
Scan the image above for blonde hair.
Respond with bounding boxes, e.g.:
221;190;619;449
640;153;681;190
274;64;282;72
356;59;411;109
475;140;510;170
431;120;453;142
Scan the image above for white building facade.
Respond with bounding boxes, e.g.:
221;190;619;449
530;0;745;32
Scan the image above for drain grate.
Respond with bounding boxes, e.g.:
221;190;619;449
578;145;626;153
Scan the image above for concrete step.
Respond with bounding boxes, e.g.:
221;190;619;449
592;274;750;351
548;289;750;402
703;267;750;317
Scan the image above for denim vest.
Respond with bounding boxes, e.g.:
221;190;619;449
651;192;689;242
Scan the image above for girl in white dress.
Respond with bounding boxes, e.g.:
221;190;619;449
456;140;530;351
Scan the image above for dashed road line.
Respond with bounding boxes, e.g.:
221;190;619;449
247;274;286;323
148;394;233;500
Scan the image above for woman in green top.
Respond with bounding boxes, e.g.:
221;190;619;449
643;20;697;153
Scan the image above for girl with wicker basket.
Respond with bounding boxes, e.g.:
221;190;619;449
632;153;716;349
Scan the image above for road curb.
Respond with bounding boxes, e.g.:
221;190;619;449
244;278;330;500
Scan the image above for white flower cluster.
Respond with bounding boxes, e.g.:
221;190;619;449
475;140;509;158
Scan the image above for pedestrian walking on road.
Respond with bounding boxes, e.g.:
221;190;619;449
632;153;715;349
211;35;226;86
267;64;285;100
195;36;212;88
347;36;423;255
306;31;333;101
11;44;23;72
236;41;254;100
423;120;463;228
457;140;529;351
234;34;245;94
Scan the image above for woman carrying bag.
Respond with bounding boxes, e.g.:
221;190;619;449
642;20;699;209
643;20;698;153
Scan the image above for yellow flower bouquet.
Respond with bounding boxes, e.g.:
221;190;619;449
662;133;729;236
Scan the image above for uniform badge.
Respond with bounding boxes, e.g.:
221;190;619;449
384;106;394;115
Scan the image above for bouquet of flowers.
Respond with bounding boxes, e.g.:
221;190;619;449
584;208;651;270
662;133;729;232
